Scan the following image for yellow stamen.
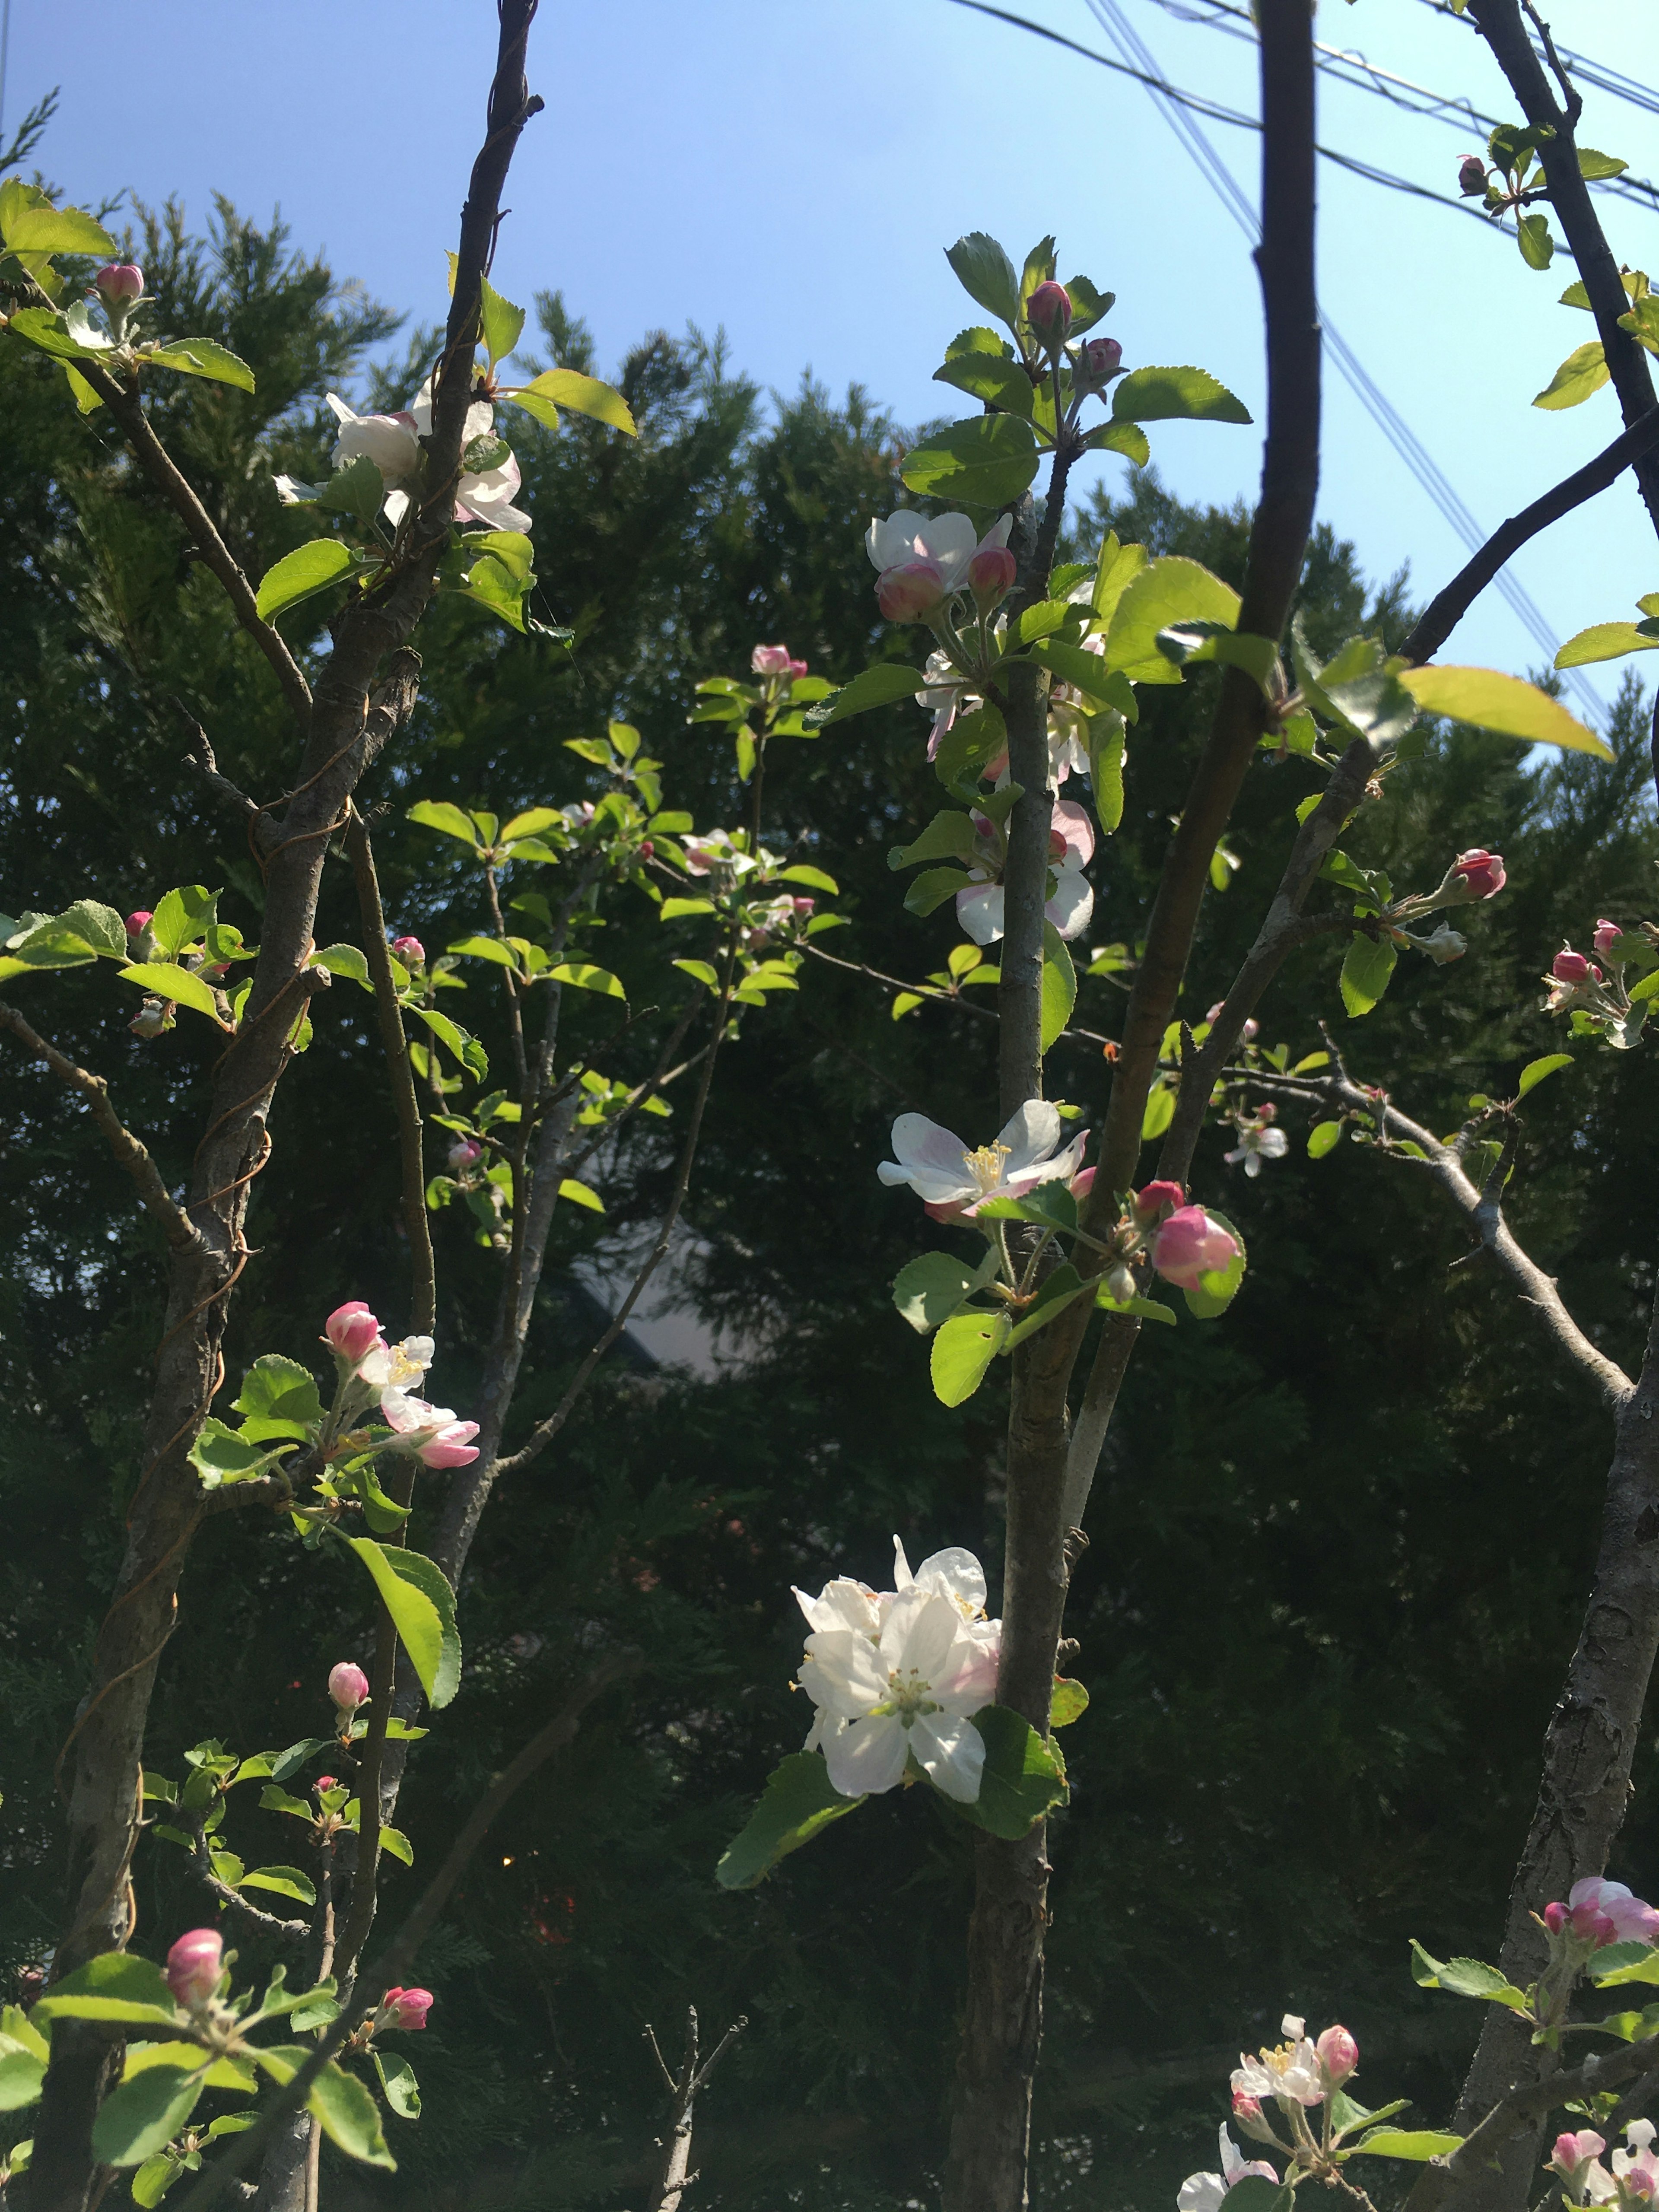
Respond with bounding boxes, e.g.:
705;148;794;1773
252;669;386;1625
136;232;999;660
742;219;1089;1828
962;1141;1012;1195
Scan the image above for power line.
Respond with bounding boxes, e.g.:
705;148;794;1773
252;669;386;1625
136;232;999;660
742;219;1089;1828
1082;0;1607;720
1411;0;1659;126
1145;0;1659;218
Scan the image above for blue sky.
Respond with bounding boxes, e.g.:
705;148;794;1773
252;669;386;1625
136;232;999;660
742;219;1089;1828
7;0;1659;714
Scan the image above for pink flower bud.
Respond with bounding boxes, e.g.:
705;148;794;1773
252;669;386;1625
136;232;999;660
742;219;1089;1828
791;897;815;918
1257;1102;1276;1123
1567;1900;1617;1945
1151;1205;1240;1293
1233;2089;1263;2123
786;656;809;681
380;1986;433;2031
1459;156;1489;197
1131;1179;1184;1222
390;935;425;966
876;560;947;623
448;1138;483;1172
94;263;144;304
329;1661;370;1713
1242;1017;1259;1041
751;644;792;677
315;1775;337;1792
324;1300;382;1367
1594;919;1622;955
1027;280;1073;344
1316;2024;1358;2083
165;1928;223;2009
1452;848;1506;899
639;840;655;860
968;544;1017;610
1552;949;1593;984
1079;335;1123;383
1544;1900;1567;1933
1071;1165;1096;1201
125;909;154;938
1553;2131;1606;2176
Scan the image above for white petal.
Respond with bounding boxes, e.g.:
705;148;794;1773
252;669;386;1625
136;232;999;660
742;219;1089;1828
1258;1128;1289;1157
908;1710;986;1801
879;1114;976;1203
1045;867;1093;941
912;1546;986;1613
866;510;928;572
912;512;978;592
793;1578;880;1636
977;515;1015;553
956;883;1005;945
1281;2015;1305;2039
995;1099;1063;1178
893;1536;914;1587
825;1713;910;1796
879;1586;957;1678
1244;1153;1262;1176
1178;2178;1227;2212
325;393;358;425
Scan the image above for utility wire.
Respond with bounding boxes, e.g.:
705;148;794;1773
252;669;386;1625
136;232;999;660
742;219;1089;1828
1083;0;1607;721
1144;0;1659;217
1412;0;1659;126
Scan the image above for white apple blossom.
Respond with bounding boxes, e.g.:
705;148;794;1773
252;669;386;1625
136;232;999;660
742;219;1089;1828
864;510;1013;598
955;799;1096;947
799;1579;998;1801
1177;2128;1280;2212
1231;2015;1325;2109
388;376;534;534
357;1334;435;1390
877;1099;1087;1217
325;394;423;483
1224;1126;1289;1178
1613;2120;1659;2199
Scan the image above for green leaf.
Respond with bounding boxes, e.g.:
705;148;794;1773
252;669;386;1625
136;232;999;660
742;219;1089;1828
373;2051;422;2120
1040;924;1077;1053
478;275;525;367
1351;2131;1465;2161
1103;556;1240;677
1518;1052;1573;1098
1409;1939;1529;2006
815;663;929;727
1533;341;1609;410
1050;1678;1090;1727
715;1751;865;1889
309;942;372;990
889;811;979;872
899;415;1042;507
557;1177;605;1212
1518;210;1554;269
255;538;357;623
91;2064;206;2166
118;962;228;1022
545;962;626;998
33;1955;181;2029
1308;1119;1344;1159
660;897;716;920
1341;932;1397;1020
903;867;974;919
233;1355;323;1429
129;2153;180;2208
1088;717;1127;834
407;1003;488;1079
778;864;839;893
187;1417;297;1490
307;2059;394;2169
1006;1263;1094;1348
448;934;519;970
1555;622;1659;669
1027;637;1131;708
145;339;255;393
313;455;386;525
1111;365;1251;425
950;1707;1068;1837
935;701;1008;791
1398;666;1612;759
4;305;111;362
933;353;1035;418
1579;147;1628;179
407;800;484;848
1225;2181;1292;2212
1082;419;1151;466
258;1785;315;1820
892;1251;997;1335
945;231;1022;326
1062;275;1114;335
502;367;636;435
238;1866;317;1905
343;1539;461;1709
5;199;117;255
1157;622;1281;690
0;2050;44;2112
931;1310;1012;1406
673;958;721;990
1586;1940;1659;1981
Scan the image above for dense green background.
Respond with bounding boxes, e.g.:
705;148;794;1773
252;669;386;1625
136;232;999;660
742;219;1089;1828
4;207;1657;2210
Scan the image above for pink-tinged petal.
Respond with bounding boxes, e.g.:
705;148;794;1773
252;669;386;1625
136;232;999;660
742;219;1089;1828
1052;800;1096;865
956;883;1005;945
1045;866;1094;940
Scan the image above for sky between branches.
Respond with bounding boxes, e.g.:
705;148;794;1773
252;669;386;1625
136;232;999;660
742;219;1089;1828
8;0;1659;704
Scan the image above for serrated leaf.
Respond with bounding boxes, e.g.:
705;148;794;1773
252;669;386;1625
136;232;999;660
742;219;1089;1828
343;1539;461;1709
933;352;1035;417
1341;932;1397;1020
92;2064;206;2167
930;1310;1011;1406
1111;365;1251;425
306;2059;394;2169
944;231;1022;325
892;1251;998;1335
545;962;625;998
1554;622;1659;669
145;339;255;393
949;1706;1068;1837
1534;340;1609;410
254;538;358;623
899;415;1042;507
0;2050;44;2112
1103;556;1240;677
716;1751;865;1889
1399;666;1611;758
33;1955;181;2030
502;367;636;435
814;662;929;726
1517;1052;1572;1098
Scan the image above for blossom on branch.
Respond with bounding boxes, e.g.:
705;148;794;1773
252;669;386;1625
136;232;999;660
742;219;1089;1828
329;1661;370;1713
1177;2127;1279;2212
380;1386;480;1468
955;800;1096;947
165;1928;223;2011
1231;2014;1325;2109
877;1100;1088;1221
1151;1206;1240;1292
324;1300;382;1369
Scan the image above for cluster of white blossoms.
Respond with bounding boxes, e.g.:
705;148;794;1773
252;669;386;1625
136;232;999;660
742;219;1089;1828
276;376;531;534
793;1540;1002;1804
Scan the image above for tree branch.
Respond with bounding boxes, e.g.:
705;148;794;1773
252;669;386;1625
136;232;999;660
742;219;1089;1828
1400;406;1659;665
0;1001;205;1255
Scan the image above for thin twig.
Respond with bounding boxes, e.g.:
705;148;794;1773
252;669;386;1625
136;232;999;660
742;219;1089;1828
0;1001;205;1254
801;940;1119;1050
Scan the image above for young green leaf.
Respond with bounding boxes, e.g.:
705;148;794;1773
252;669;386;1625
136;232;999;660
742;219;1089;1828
91;2064;207;2168
1399;666;1612;759
1111;365;1251;425
1533;340;1609;410
501;367;637;435
892;1252;1000;1335
1349;2130;1466;2162
948;1707;1068;1838
812;663;930;727
1554;621;1659;669
145;339;255;393
1039;925;1077;1053
715;1751;865;1889
254;538;359;623
374;2050;422;2120
899;416;1042;507
343;1539;461;1709
1517;1052;1572;1099
930;1310;1011;1406
1340;932;1398;1020
944;232;1022;326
